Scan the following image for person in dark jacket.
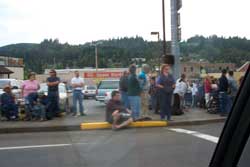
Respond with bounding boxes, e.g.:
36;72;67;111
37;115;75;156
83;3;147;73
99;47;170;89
148;76;158;114
218;69;229;116
119;70;129;109
156;64;175;121
0;85;18;121
46;69;60;119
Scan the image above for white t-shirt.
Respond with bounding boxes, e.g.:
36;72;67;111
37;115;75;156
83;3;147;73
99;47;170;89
174;78;188;97
191;83;198;96
71;77;84;90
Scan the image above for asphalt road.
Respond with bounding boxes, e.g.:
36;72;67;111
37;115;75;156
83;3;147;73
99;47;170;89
0;122;225;167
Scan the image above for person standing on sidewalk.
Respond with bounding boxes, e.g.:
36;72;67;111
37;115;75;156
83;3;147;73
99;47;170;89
218;69;229;116
127;64;141;120
148;76;158;114
46;69;60;120
227;70;238;112
173;74;188;111
138;64;151;117
71;70;85;117
119;70;129;109
156;64;175;121
191;81;198;108
204;75;212;107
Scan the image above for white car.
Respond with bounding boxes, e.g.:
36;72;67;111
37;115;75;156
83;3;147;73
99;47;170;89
82;85;96;99
0;79;23;99
38;83;73;112
95;79;119;103
104;91;112;104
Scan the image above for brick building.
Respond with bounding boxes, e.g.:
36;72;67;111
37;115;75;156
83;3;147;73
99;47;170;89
181;62;236;79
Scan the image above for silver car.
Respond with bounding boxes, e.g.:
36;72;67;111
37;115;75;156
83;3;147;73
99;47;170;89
82;85;97;99
95;79;119;103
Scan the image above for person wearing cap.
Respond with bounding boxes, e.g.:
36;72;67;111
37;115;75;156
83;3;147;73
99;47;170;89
138;64;151;117
21;72;40;121
71;70;85;116
46;69;60;119
0;85;19;121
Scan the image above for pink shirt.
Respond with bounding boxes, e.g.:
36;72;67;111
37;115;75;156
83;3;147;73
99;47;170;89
21;80;40;97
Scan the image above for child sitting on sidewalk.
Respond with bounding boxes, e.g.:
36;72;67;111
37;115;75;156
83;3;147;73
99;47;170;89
26;92;48;121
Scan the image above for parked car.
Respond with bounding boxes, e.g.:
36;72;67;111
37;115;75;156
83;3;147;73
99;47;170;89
104;91;112;104
96;79;119;103
0;79;23;99
38;83;73;112
83;85;96;99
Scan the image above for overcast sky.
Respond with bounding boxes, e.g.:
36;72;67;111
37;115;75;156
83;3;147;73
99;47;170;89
0;0;249;46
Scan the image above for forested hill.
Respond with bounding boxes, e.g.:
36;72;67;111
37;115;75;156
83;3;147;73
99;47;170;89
0;35;249;74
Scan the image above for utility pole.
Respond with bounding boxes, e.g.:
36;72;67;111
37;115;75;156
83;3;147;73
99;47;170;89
171;0;182;79
162;0;166;56
95;45;98;72
162;0;174;67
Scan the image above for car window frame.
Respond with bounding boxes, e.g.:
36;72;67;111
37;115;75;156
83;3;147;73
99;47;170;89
209;65;250;167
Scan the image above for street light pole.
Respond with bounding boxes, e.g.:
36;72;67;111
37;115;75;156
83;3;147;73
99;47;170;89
171;0;181;79
162;0;167;56
151;32;161;70
95;45;98;72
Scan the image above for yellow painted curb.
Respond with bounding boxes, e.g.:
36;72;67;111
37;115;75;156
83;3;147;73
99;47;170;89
80;121;167;130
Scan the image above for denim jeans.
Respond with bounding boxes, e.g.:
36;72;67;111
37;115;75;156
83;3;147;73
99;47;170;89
73;90;84;115
150;95;157;111
227;95;235;113
219;92;228;114
120;91;129;109
159;92;172;120
128;96;141;120
32;104;46;119
47;91;60;119
1;104;18;120
192;95;197;108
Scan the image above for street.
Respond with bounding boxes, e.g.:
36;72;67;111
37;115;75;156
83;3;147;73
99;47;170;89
0;122;225;167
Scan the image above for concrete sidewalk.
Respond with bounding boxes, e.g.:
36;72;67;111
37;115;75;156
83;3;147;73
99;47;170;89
0;108;226;133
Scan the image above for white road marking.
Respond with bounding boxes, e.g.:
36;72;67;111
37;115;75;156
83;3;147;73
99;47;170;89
168;128;219;143
0;142;89;151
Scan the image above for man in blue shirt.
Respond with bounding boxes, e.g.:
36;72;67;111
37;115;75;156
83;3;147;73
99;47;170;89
46;69;60;119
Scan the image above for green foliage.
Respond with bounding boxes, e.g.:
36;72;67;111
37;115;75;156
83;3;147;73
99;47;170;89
180;35;250;66
0;36;249;74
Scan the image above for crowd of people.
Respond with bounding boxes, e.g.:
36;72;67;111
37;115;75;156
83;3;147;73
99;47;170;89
0;64;241;129
0;69;87;121
106;64;241;130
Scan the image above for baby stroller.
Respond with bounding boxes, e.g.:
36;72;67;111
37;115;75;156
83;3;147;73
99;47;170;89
207;91;220;114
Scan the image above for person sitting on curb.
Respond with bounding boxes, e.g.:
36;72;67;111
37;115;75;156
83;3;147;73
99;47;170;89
106;90;133;130
26;92;47;121
0;85;19;121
